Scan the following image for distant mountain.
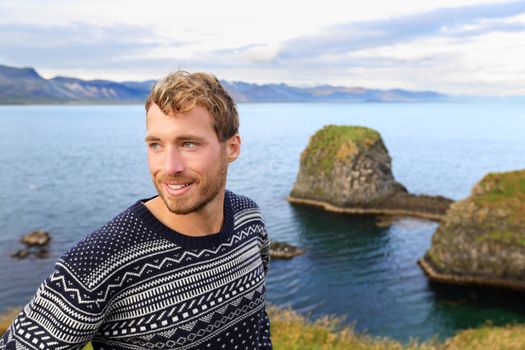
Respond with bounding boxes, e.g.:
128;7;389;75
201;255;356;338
0;64;448;104
0;65;155;104
223;82;446;103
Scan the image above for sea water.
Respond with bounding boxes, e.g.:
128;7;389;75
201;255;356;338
1;102;524;342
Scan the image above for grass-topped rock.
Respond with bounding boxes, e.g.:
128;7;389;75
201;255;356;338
419;169;525;290
289;125;452;220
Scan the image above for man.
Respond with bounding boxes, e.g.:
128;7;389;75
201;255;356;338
1;71;272;349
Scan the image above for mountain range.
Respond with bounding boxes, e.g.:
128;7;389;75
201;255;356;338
0;64;447;104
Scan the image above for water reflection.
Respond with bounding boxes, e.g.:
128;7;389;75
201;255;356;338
266;202;525;342
428;282;525;334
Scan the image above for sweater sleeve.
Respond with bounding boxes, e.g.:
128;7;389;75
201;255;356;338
1;257;108;350
260;222;271;278
257;212;272;349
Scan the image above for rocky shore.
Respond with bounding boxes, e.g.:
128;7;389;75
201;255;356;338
289;125;452;220
269;241;304;260
10;230;51;259
419;169;525;291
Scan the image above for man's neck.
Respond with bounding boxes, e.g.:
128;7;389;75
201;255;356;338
144;192;225;237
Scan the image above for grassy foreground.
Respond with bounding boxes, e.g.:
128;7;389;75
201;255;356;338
3;304;525;349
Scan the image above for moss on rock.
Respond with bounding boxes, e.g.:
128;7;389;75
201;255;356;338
476;230;525;247
471;169;525;227
421;168;525;290
300;125;381;177
290;124;452;220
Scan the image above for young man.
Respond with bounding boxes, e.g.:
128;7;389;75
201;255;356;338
1;72;272;349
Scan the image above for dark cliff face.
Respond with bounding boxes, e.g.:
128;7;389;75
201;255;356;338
289;125;452;219
290;125;402;206
421;169;525;288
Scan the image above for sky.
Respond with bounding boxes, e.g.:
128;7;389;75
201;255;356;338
1;0;525;96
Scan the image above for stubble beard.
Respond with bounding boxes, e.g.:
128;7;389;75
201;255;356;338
154;157;228;215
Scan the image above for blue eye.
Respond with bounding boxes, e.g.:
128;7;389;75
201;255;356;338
183;142;195;149
149;143;160;151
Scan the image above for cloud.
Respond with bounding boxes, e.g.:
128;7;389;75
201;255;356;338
239;44;281;64
192;0;525;83
0;22;188;70
1;1;525;95
276;1;525;59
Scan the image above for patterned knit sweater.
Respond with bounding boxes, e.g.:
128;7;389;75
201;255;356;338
1;190;272;350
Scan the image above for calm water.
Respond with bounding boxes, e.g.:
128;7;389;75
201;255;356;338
1;102;525;342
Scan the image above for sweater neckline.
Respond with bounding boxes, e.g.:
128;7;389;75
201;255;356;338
130;190;234;250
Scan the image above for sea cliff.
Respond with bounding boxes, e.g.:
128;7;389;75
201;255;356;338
419;169;525;290
289;125;452;220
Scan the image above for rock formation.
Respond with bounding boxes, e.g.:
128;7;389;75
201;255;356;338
10;230;51;259
270;241;304;260
289;125;452;220
20;230;50;246
419;169;525;291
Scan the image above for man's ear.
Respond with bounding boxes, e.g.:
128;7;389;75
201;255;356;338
226;134;241;163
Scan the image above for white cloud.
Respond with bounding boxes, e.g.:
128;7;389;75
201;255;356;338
1;0;525;95
239;44;281;64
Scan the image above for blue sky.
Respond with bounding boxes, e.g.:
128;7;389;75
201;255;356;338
1;0;525;95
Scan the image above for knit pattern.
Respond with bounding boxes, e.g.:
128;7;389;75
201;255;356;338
1;190;272;350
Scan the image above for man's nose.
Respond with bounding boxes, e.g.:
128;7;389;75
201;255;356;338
163;147;186;175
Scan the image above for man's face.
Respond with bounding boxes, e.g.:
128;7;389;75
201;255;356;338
145;103;238;215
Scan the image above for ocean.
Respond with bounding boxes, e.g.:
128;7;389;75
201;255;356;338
1;102;524;342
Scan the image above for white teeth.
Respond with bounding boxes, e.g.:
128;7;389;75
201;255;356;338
167;183;189;190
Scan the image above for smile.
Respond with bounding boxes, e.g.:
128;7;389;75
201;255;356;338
163;182;193;196
167;183;190;190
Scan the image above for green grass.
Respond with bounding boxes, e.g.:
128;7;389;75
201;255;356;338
476;230;525;247
475;170;525;201
443;323;525;350
301;125;381;177
473;169;525;204
0;307;20;336
471;169;525;227
4;304;525;349
266;304;438;350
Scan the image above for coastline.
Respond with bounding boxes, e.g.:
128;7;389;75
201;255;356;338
287;195;445;221
418;255;525;292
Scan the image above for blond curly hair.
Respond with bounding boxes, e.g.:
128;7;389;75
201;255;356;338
145;71;239;142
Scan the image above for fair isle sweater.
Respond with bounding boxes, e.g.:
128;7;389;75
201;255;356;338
1;190;272;350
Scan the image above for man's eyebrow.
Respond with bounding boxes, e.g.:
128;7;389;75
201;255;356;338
144;135;161;142
144;135;206;142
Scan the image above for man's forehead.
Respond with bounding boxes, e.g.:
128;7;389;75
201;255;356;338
145;103;219;141
147;104;213;126
147;102;209;115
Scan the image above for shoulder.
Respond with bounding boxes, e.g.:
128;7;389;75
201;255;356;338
61;206;140;257
226;189;261;212
226;190;267;230
57;203;163;288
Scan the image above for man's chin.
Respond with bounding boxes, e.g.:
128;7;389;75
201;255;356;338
167;207;193;215
159;194;191;215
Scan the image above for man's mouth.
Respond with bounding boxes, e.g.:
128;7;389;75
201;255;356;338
163;181;194;196
167;183;191;190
